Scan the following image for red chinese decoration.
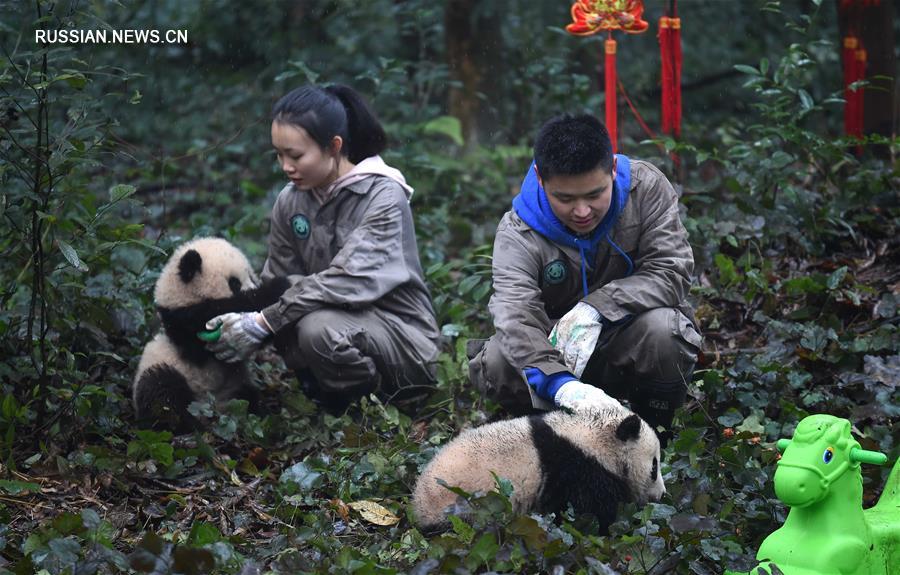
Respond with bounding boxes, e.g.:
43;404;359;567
839;0;873;146
842;36;865;140
566;0;649;36
566;1;649;152
658;2;682;138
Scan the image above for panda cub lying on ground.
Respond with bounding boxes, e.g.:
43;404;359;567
412;408;665;533
132;237;289;432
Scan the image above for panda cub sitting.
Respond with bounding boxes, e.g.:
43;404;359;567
133;237;289;432
412;408;665;533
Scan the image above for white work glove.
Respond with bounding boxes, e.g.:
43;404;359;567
549;302;603;378
206;312;270;363
554;381;624;413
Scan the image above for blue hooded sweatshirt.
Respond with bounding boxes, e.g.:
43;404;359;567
511;154;634;401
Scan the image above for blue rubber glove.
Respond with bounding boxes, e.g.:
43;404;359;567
206;312;270;363
549;302;602;378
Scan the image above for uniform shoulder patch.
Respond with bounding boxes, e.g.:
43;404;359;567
543;259;568;285
290;214;310;239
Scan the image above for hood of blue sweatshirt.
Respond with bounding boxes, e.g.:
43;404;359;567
512;154;632;297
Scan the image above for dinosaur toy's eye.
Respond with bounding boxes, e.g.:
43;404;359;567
823;447;834;464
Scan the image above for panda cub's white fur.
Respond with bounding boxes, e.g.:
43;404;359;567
132;237;289;432
412;408;665;532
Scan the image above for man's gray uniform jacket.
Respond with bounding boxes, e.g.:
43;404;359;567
259;175;440;350
490;159;697;380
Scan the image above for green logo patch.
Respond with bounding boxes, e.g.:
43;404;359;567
543;259;567;285
290;214;310;239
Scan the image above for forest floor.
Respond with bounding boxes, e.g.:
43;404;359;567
4;227;898;574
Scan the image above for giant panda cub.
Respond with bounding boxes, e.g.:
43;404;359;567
133;237;290;432
412;408;665;533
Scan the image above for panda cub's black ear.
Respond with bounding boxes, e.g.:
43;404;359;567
615;414;642;442
178;249;203;283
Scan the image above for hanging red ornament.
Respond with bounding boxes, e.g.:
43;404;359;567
853;47;867;139
839;0;872;149
605;38;618;147
843;36;861;138
566;0;649;36
659;17;674;135
566;1;649;152
658;3;682;138
671;14;682;137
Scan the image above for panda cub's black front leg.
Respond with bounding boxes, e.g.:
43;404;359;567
243;276;291;311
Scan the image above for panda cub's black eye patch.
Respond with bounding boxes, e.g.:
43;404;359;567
228;276;242;294
651;457;658;481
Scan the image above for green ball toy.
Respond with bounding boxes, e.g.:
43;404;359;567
728;414;899;575
196;321;222;343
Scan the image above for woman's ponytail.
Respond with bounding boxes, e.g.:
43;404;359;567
325;84;387;164
273;84;386;164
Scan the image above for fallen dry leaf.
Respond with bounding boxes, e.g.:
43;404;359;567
347;500;400;526
212;457;244;487
330;498;350;522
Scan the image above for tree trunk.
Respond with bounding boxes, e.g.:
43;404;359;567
445;0;481;148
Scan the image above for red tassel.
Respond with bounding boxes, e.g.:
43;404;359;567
659;12;682;138
842;36;858;137
671;16;682;137
854;47;866;138
605;37;618;153
659;17;673;135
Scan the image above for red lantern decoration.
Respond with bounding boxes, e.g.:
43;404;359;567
566;0;649;152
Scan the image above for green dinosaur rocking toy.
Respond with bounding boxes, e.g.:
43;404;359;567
729;414;899;575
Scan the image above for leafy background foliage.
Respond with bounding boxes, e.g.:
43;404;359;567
0;0;897;573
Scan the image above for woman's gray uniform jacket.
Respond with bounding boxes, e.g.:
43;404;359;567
259;175;440;357
487;159;699;382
